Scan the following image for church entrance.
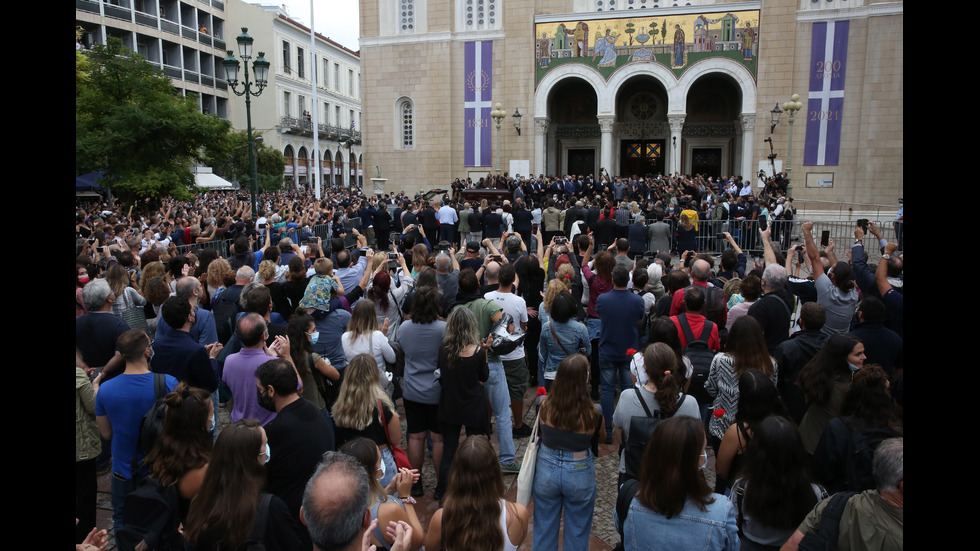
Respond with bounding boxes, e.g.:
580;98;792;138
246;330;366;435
683;73;741;178
615;76;668;178
620;140;664;177
567;149;596;177
691;148;722;179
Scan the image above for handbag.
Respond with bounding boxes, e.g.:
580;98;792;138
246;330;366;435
516;411;540;506
118;289;148;331
489;312;526;356
378;399;412;470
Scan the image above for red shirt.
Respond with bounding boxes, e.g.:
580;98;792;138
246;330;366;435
670;313;721;351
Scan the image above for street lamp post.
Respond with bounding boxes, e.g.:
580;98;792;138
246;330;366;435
490;103;506;175
781;94;803;197
223;27;270;215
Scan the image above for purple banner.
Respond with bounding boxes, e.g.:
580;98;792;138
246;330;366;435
803;20;849;166
464;41;493;167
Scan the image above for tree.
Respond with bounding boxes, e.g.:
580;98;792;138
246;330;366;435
76;38;231;204
205;130;286;193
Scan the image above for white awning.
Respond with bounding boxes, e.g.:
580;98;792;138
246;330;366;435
193;167;236;190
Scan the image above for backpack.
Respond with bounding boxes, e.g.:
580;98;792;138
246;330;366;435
698;284;729;345
842;423;901;492
242;494;274;550
622;385;686;481
115;477;184;551
131;373;168;480
797;491;858;551
211;291;242;345
676;314;717;407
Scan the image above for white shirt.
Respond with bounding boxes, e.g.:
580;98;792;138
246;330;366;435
484;289;528;361
437;205;459;225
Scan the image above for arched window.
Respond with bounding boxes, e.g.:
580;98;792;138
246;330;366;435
396;97;414;149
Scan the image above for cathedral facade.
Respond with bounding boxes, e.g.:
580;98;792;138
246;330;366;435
359;0;902;205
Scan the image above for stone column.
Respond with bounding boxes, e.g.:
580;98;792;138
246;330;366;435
534;117;550;177
739;113;756;181
598;115;615;176
667;114;686;176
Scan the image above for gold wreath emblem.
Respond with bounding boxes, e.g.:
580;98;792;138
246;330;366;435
467;70;490;93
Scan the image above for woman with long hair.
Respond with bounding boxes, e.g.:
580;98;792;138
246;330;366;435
286;314;340;414
537;291;591;391
139;261;168;299
623;416;738;551
141;382;213;524
797;334;864;454
339;437;424;551
342;300;396;397
184;419;304;550
257;260;291;321
333;354;404;489
397;286;446;497
633;318;694;392
731;415;826;550
205;257;234;300
705;315;777;450
615;343;701;480
424;435;528;551
106;264;146;318
812;365;901;493
532;354;603;551
435;308;491;500
714;369;791;492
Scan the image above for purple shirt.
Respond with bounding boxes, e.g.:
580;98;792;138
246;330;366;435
222;348;277;426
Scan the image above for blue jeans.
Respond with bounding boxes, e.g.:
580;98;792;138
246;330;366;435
110;473;138;533
486;361;515;464
599;357;632;435
532;444;596;551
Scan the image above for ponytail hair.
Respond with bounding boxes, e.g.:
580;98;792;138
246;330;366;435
644;342;683;416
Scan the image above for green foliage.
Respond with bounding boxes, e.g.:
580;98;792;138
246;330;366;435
205;129;286;192
76;38;230;203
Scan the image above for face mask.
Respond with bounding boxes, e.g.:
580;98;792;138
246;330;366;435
261;442;271;465
257;388;276;412
378;455;386;479
207;413;216;432
309;331;319;345
699;451;708;471
78;275;90;285
848;363;861;372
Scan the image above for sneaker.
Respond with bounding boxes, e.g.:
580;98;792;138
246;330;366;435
410;480;424;497
512;424;533;438
500;460;521;474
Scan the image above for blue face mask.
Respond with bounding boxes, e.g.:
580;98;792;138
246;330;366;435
848;363;861;372
261;443;271;465
207;413;215;432
309;331;320;345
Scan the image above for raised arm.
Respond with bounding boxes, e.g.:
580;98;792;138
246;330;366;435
759;224;776;266
801;221;823;278
876;243;898;297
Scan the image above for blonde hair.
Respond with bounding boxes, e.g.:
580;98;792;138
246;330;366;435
313;257;333;275
206;258;233;290
346;300;379;344
257;260;277;282
332;354;393;430
543;277;571;313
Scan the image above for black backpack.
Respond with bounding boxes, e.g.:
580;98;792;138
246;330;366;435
622;385;686;481
797;491;858;551
842;423;901;493
677;314;717;407
131;373;168;480
116;477;184;551
212;291;243;345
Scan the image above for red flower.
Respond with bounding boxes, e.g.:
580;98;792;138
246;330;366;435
626;348;637;356
537;386;548;397
713;408;726;419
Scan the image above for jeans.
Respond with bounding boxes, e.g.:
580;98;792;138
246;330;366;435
532;444;596;551
486;361;515;464
110;472;138;533
599;357;633;435
380;445;397;488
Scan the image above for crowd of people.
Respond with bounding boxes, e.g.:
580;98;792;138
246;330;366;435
76;174;903;551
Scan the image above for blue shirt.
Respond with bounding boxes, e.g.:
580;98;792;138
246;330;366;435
597;289;645;359
155;306;218;345
96;372;178;478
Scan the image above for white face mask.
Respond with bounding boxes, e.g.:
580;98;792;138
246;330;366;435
378;455;386;479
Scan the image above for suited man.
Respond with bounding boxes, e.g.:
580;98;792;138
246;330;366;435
648;208;672;254
628;215;649;260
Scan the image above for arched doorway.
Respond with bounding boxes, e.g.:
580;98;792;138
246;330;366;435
548;78;599;177
334;151;344;186
615;75;669;178
283;145;295;187
684;73;742;179
323;148;333;189
297;146;309;187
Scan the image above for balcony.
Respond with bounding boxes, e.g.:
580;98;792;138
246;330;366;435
135;11;157;28
281;116;315;136
76;0;100;15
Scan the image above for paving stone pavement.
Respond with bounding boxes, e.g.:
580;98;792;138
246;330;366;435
95;384;719;550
